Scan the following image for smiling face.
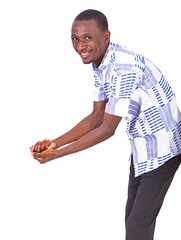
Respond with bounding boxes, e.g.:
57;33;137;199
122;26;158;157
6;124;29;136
71;19;110;66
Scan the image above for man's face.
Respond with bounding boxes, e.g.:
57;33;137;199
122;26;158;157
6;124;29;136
71;19;110;66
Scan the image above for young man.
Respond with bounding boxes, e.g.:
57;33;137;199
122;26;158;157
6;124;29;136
30;9;181;240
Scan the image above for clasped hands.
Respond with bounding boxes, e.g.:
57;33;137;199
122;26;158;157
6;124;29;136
30;139;58;163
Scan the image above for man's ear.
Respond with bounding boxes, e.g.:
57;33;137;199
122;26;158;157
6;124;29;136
104;31;111;44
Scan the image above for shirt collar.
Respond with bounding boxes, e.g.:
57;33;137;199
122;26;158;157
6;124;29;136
92;42;114;72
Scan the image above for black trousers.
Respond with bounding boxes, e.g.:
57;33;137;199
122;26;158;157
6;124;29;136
125;154;181;240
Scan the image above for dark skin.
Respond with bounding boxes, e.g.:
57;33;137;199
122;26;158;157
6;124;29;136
30;19;122;163
71;19;110;66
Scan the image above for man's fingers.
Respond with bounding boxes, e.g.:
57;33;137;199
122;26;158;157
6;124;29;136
32;148;57;163
32;152;41;158
40;139;48;151
32;152;44;162
34;141;41;152
30;139;56;156
34;139;51;152
35;157;43;162
34;139;48;153
30;145;35;152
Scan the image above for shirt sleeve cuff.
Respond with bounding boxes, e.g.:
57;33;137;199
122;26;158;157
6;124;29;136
105;97;130;117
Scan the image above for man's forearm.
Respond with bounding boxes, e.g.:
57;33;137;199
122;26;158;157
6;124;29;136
31;101;108;154
52;111;104;148
32;120;114;163
32;113;121;163
56;120;115;158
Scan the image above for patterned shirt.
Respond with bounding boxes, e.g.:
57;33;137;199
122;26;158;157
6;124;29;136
92;42;181;177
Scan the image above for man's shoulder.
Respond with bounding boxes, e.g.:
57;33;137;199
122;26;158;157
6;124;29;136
113;43;136;66
114;43;135;55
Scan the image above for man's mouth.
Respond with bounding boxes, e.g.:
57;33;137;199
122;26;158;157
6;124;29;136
79;51;92;59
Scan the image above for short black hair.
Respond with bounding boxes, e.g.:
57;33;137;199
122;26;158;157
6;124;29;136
74;9;109;32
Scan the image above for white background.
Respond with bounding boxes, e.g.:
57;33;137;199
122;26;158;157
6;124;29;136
0;0;181;239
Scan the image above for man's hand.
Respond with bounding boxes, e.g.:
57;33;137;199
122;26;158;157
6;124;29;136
32;149;59;164
30;139;57;153
30;139;58;163
30;112;121;163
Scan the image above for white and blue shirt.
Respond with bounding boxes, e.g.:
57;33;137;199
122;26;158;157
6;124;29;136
93;42;181;177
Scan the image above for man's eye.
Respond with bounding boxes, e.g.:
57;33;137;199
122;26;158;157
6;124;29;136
72;37;78;41
85;36;92;40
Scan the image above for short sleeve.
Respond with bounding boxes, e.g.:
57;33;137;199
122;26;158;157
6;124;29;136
93;84;108;102
105;71;140;117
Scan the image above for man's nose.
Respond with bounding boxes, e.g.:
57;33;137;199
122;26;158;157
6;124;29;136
77;40;86;52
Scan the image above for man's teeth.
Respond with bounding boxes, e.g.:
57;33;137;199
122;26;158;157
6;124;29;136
81;52;89;58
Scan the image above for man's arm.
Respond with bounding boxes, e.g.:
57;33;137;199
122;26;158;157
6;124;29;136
32;112;122;163
30;100;108;153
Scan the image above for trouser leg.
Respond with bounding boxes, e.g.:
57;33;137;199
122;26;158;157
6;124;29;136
125;156;142;223
125;154;181;240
